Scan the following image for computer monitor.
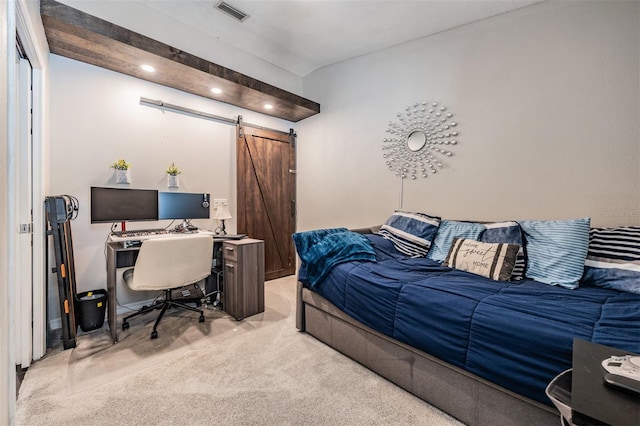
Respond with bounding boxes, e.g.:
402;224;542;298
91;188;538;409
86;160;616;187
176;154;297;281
90;187;159;223
158;192;210;221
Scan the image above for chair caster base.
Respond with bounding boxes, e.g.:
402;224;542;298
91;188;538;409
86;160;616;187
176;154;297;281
151;330;158;339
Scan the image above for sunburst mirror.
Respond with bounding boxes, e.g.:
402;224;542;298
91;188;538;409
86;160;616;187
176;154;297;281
382;101;459;180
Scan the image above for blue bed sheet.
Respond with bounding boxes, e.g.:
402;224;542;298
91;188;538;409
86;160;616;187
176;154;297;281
301;234;640;405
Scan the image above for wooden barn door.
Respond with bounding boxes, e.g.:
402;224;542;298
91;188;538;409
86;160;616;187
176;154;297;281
236;121;296;281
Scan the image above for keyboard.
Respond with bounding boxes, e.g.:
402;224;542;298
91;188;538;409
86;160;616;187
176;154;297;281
109;228;215;242
110;228;168;240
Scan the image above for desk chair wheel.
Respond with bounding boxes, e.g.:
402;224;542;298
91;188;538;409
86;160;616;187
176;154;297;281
122;321;130;330
199;314;205;323
151;330;158;339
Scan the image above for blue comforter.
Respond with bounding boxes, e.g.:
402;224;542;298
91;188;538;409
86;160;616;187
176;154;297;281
300;234;640;405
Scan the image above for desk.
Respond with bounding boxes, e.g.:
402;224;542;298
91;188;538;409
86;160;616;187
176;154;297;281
106;233;233;343
571;338;640;425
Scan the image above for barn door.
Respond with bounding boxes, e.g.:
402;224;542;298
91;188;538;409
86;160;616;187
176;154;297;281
236;121;296;281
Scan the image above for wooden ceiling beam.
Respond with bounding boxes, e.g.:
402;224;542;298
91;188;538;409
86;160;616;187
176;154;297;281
40;0;320;122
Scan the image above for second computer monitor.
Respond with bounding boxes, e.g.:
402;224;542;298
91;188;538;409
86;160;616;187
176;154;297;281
158;192;210;220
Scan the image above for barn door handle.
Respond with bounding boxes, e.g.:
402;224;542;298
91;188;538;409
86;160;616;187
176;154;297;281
291;199;296;217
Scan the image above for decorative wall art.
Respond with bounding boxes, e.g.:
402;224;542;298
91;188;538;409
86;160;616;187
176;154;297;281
383;101;459;180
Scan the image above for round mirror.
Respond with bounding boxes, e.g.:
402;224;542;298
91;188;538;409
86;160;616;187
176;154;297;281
407;131;427;152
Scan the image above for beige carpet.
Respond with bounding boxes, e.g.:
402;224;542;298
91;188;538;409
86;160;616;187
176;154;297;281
16;276;463;425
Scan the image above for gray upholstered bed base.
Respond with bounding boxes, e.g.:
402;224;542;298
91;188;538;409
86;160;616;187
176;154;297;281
296;281;559;425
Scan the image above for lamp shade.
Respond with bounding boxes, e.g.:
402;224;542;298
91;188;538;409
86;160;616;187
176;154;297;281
213;204;232;220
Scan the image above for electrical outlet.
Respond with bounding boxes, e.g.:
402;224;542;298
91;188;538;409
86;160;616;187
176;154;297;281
213;198;228;208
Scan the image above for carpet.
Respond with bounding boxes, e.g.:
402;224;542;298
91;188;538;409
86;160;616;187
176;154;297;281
16;276;462;425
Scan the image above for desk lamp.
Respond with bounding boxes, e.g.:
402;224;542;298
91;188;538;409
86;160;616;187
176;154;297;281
214;203;232;235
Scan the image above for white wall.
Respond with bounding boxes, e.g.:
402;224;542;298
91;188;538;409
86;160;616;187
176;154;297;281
0;1;12;422
298;1;640;231
48;55;294;320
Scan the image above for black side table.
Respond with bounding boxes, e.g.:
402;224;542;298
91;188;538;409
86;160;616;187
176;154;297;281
571;338;640;425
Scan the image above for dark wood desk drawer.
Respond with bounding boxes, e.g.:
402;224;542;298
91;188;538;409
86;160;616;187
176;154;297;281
223;239;264;320
223;243;238;263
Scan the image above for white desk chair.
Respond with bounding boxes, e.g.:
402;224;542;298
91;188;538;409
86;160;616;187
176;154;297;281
122;234;213;339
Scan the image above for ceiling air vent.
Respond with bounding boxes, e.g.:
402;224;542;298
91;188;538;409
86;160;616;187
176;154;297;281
216;1;249;22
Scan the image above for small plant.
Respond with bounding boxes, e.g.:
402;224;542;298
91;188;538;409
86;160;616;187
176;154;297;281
110;159;130;170
166;162;181;176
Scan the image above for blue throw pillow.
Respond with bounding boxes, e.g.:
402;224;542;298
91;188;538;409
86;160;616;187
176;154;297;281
519;218;591;289
378;211;441;257
427;220;485;263
581;226;640;294
479;221;526;280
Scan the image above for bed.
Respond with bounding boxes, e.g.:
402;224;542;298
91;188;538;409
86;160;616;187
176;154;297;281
294;218;640;425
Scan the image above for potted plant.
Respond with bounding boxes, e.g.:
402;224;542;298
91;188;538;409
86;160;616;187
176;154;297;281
111;158;131;184
166;162;181;188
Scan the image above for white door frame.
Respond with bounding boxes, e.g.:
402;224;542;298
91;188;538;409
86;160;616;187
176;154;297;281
16;54;33;368
15;0;48;363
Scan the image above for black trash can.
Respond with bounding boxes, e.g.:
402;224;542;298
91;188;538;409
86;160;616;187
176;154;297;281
75;289;108;332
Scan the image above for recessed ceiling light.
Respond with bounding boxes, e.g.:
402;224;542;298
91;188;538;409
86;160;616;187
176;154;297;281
140;64;156;72
211;88;223;94
264;104;273;110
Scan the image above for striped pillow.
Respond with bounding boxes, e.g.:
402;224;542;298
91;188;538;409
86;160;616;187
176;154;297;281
479;221;526;280
444;238;520;281
378;211;441;257
519;218;591;289
581;226;640;294
427;220;485;262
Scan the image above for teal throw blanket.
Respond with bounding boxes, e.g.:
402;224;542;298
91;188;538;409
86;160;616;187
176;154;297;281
292;228;376;287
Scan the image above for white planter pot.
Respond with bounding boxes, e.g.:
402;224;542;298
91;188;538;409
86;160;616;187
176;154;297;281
115;169;131;184
167;174;179;188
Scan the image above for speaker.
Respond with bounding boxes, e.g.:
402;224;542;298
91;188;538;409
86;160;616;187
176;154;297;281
202;194;210;208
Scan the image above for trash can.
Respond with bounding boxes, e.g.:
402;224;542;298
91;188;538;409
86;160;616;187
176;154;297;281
545;368;574;426
75;289;108;332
